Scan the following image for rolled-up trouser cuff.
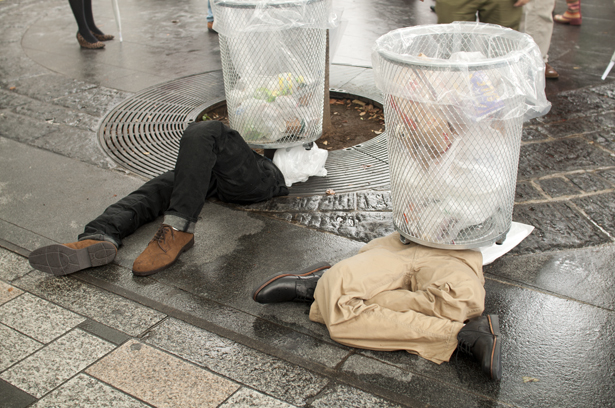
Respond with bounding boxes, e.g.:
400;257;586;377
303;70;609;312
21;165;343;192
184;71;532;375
163;214;195;234
78;233;121;248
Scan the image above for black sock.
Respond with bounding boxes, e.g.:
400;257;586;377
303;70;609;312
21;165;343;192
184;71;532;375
68;0;98;43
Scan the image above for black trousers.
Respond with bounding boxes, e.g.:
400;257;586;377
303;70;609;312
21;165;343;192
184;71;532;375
79;121;288;247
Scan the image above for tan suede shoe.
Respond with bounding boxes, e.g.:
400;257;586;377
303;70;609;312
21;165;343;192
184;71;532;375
29;240;117;276
132;225;194;276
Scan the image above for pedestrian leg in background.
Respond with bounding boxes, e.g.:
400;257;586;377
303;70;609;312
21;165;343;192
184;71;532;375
521;0;558;79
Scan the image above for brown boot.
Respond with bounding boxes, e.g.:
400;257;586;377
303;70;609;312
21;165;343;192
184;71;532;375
132;225;194;277
29;240;117;276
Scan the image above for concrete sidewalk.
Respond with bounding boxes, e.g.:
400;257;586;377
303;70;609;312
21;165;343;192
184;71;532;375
1;0;615;407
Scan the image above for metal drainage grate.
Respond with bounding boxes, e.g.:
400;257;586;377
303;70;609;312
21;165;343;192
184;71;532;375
98;71;390;195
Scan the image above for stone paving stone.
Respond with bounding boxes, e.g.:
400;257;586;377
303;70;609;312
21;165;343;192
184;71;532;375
591;83;615;99
573;192;615;237
274;211;394;243
515;181;545;202
0;280;22;305
143;318;329;406
567;172;613;192
11;97;99;132
537;177;582;198
512;202;612;254
4;73;97;104
0;88;30;110
219;387;297;408
30;124;114;170
0;323;42;372
586;129;615;152
597;168;615;185
0;110;57;143
31;374;150;408
310;383;402;408
339;354;492;408
542;116;602;138
540;89;615;124
0;248;31;282
0;292;85;343
52;85;132;118
0;329;114;398
14;271;166;336
521;126;549;142
485;245;615;310
87;339;238;408
357;191;392;211
0;378;37;408
518;138;615;179
484;280;615;408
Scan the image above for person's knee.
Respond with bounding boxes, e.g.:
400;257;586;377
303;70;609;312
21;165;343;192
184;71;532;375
181;120;225;145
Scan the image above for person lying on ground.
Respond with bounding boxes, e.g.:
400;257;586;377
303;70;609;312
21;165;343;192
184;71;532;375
29;120;288;277
252;232;502;380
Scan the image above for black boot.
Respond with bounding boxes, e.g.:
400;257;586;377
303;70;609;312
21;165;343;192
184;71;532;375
457;315;502;380
252;262;330;303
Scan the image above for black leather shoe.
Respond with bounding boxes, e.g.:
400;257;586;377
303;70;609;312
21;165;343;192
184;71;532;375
252;262;331;303
457;315;502;380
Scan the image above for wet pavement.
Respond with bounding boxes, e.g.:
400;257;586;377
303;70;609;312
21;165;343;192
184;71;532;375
1;0;615;407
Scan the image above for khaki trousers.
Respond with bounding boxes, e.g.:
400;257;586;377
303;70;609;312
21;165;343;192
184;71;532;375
309;233;485;364
436;0;523;31
520;0;556;62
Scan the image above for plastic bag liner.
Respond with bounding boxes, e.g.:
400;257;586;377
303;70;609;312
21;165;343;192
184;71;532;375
372;22;551;122
212;0;338;37
373;22;550;249
273;143;328;187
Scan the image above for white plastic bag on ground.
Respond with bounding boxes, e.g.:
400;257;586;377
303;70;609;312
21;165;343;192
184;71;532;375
273;143;328;187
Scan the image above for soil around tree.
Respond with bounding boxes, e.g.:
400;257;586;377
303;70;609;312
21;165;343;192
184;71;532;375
198;97;384;151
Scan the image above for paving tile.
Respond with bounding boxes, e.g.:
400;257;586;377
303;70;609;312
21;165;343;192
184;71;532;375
14;271;165;336
515;181;545;202
538;177;582;198
566;172;613;193
573;192;615;237
143;318;329;406
311;383;402;408
0;292;85;343
0;378;37;408
87;339;238;408
339;354;492;408
0;329;114;398
0;280;22;305
0;323;42;372
512;201;612;254
219;387;297;408
31;374;149;408
518;138;615;179
0;248;31;282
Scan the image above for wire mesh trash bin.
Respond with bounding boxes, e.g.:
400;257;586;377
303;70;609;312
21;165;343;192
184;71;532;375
213;0;331;148
372;22;550;249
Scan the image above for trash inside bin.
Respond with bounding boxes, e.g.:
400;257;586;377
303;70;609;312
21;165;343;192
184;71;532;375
372;22;550;249
213;0;333;148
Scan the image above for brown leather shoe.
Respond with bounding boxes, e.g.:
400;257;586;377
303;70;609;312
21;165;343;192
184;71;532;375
545;63;559;79
132;225;194;276
29;240;117;276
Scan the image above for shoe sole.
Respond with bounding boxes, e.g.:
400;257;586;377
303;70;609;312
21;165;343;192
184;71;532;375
132;236;195;277
29;242;117;276
487;315;502;380
251;261;331;302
